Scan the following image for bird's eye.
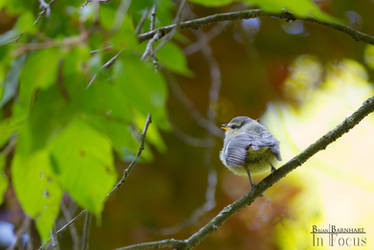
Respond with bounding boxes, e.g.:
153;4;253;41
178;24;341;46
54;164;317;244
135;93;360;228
230;124;239;129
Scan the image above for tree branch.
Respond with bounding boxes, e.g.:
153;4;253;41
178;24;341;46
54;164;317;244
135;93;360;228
137;9;374;45
116;239;186;250
6;216;31;250
117;95;374;249
80;213;92;250
60;202;79;250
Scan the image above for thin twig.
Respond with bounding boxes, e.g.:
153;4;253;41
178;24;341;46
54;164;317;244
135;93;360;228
90;45;113;55
81;0;110;8
154;0;186;53
160;26;222;236
56;209;87;235
106;114;152;198
60;202;80;250
150;4;157;31
117;96;374;249
0;134;17;156
166;72;222;136
25;225;33;250
50;227;60;250
135;9;151;35
148;4;159;69
159;170;217;235
140;32;161;61
201;34;221;122
57;59;69;101
137;9;374;46
13;24;89;56
141;4;159;68
176;28;222;232
80;213;92;250
184;22;230;55
6;216;31;250
87;49;123;88
172;125;214;148
34;0;56;24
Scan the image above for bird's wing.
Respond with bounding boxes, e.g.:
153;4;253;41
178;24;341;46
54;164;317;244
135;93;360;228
254;130;282;161
224;133;251;167
225;131;281;167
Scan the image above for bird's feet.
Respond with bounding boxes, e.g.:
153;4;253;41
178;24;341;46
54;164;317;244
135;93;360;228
244;166;262;195
269;162;276;173
250;183;264;196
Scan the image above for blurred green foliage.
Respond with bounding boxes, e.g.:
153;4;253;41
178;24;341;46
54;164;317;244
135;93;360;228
0;154;7;205
0;0;338;244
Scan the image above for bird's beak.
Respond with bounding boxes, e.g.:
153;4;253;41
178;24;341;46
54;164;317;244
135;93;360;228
221;123;229;131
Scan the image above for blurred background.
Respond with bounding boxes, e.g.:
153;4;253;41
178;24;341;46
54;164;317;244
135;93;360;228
1;0;374;249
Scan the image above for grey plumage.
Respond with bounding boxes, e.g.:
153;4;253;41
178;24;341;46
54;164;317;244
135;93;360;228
220;116;281;177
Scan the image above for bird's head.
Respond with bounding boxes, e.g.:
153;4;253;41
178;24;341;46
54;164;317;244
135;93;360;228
221;116;253;134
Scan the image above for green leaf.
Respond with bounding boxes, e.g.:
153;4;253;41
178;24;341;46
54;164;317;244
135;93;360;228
156;0;173;26
82;77;133;121
89;53;103;73
129;0;173;27
0;116;24;148
0;30;21;47
50;119;116;214
19;85;76;154
0;155;8;205
63;46;91;77
18;48;61;108
0;54;27;107
113;54;169;128
3;0;35;15
0;172;7;205
84;114;139;160
134;112;167;154
129;0;155;13
15;11;37;33
99;6;116;30
156;42;192;76
111;16;138;50
11;150;62;241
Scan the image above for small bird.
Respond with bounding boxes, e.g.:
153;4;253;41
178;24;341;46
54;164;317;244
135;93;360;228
219;116;281;188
